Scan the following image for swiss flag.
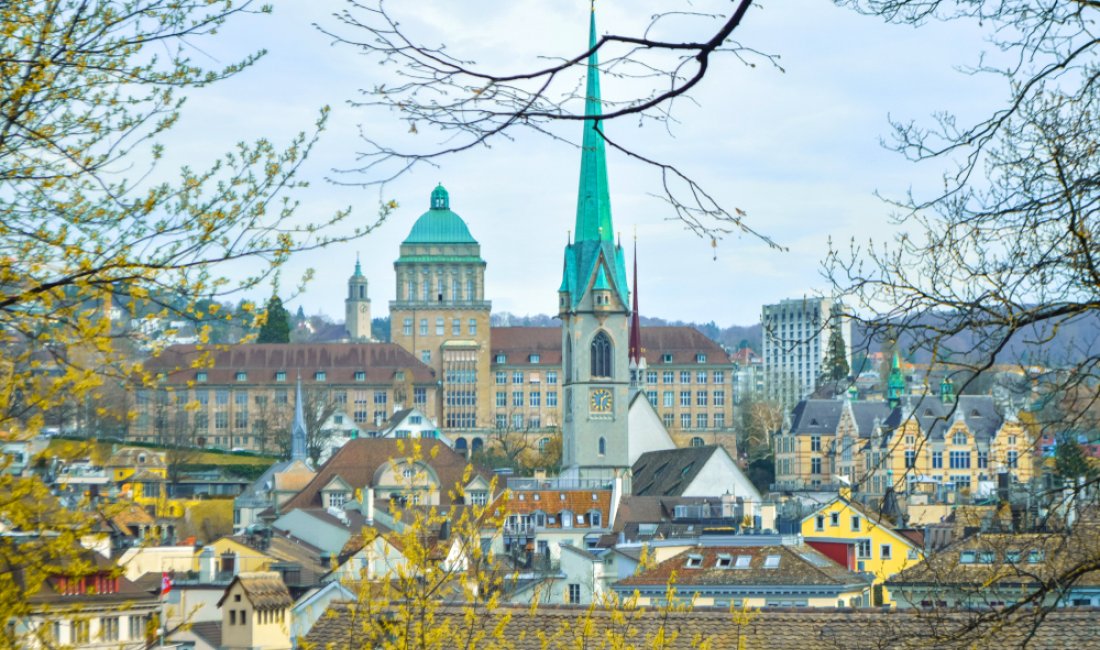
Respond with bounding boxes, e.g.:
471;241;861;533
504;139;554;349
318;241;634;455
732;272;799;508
160;572;172;596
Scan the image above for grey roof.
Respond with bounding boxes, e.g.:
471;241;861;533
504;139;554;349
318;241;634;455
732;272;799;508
631;446;719;497
904;394;1003;442
850;401;893;438
789;395;1003;443
235;459;294;508
788;400;844;436
186;621;222;648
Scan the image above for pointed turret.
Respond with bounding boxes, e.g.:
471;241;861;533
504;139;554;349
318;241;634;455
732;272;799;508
628;239;646;398
887;352;906;409
559;8;629;311
290;374;308;462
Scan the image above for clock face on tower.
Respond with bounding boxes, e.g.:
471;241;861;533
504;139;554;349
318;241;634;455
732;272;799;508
359;304;370;313
590;388;613;413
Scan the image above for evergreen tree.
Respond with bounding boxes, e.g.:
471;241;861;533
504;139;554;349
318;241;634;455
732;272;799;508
824;305;850;381
1055;433;1096;483
258;296;291;343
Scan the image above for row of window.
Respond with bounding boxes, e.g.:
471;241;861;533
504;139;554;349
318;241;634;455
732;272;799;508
402;276;478;304
659;412;727;430
495;391;559;408
496;371;558;385
402;317;479;337
43;615;148;644
647;390;727;407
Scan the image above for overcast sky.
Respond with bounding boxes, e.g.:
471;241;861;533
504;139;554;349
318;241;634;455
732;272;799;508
162;0;999;327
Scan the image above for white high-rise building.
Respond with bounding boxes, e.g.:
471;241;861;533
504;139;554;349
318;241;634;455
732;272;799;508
760;297;851;408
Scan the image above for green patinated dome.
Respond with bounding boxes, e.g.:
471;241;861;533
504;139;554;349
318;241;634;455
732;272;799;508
403;184;478;245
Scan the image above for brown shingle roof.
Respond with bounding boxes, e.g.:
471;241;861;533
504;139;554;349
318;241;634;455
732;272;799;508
144;343;437;385
279;439;491;511
217;571;292;610
489;327;730;368
616;544;868;589
305;603;1100;649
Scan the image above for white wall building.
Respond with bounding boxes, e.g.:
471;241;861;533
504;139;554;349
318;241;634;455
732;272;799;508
760;297;851;409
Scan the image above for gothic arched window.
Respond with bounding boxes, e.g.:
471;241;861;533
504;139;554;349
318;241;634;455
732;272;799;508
591;331;612;378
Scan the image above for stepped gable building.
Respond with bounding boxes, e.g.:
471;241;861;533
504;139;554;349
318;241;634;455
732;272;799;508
389;184;492;433
132;343;438;452
773;367;1034;502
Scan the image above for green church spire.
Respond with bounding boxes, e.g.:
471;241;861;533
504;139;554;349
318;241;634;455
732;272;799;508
559;7;630;311
575;8;613;244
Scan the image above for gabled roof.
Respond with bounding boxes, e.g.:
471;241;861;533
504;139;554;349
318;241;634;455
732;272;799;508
145;343;437;385
788;400;844;436
489;326;728;367
801;495;920;550
615;544;871;590
307;602;1100;649
903;394;1003;442
279;439;492;511
216;571;293;610
631;446;719;497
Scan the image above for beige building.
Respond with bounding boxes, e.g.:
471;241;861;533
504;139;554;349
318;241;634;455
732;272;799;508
218;572;293;650
389;185;493;434
488;326;735;449
131;343;438;452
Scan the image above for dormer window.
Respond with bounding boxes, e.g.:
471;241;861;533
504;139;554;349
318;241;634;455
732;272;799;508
275;371;287;382
315;371;327;382
663;354;673;363
354;371;366;382
235;372;247;382
196;371;207;383
495;354;506;363
696;354;707;363
529;354;540;364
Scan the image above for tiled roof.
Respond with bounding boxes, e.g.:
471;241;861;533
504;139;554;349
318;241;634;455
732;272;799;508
144;343;437;385
615;544;870;589
305;603;1100;648
217;571;293;610
186;621;222;648
279;439;491;511
789;400;845;436
504;489;611;529
631;446;719;497
489;326;730;368
890;527;1100;588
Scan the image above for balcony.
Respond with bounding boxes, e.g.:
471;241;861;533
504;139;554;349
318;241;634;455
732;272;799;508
506;477;613;491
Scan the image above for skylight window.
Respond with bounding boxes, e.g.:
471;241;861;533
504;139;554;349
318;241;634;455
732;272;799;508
763;555;781;569
716;554;733;568
735;555;752;569
685;554;704;568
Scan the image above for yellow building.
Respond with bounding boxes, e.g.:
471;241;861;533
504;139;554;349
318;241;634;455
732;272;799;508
774;384;1035;502
801;490;924;606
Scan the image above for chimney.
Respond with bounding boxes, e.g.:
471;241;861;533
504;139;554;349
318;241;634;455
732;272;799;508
609;475;623;530
198;547;216;583
365;487;375;526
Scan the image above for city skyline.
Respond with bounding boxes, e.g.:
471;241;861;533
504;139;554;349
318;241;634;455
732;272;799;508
155;1;997;326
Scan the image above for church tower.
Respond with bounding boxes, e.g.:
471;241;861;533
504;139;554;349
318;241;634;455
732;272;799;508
559;8;632;484
345;256;372;341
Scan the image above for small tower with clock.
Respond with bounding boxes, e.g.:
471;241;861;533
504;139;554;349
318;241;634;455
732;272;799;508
558;8;633;488
345;256;372;341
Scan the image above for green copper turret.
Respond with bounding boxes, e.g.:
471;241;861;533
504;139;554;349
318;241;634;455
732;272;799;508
887;351;906;409
559;8;629;311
